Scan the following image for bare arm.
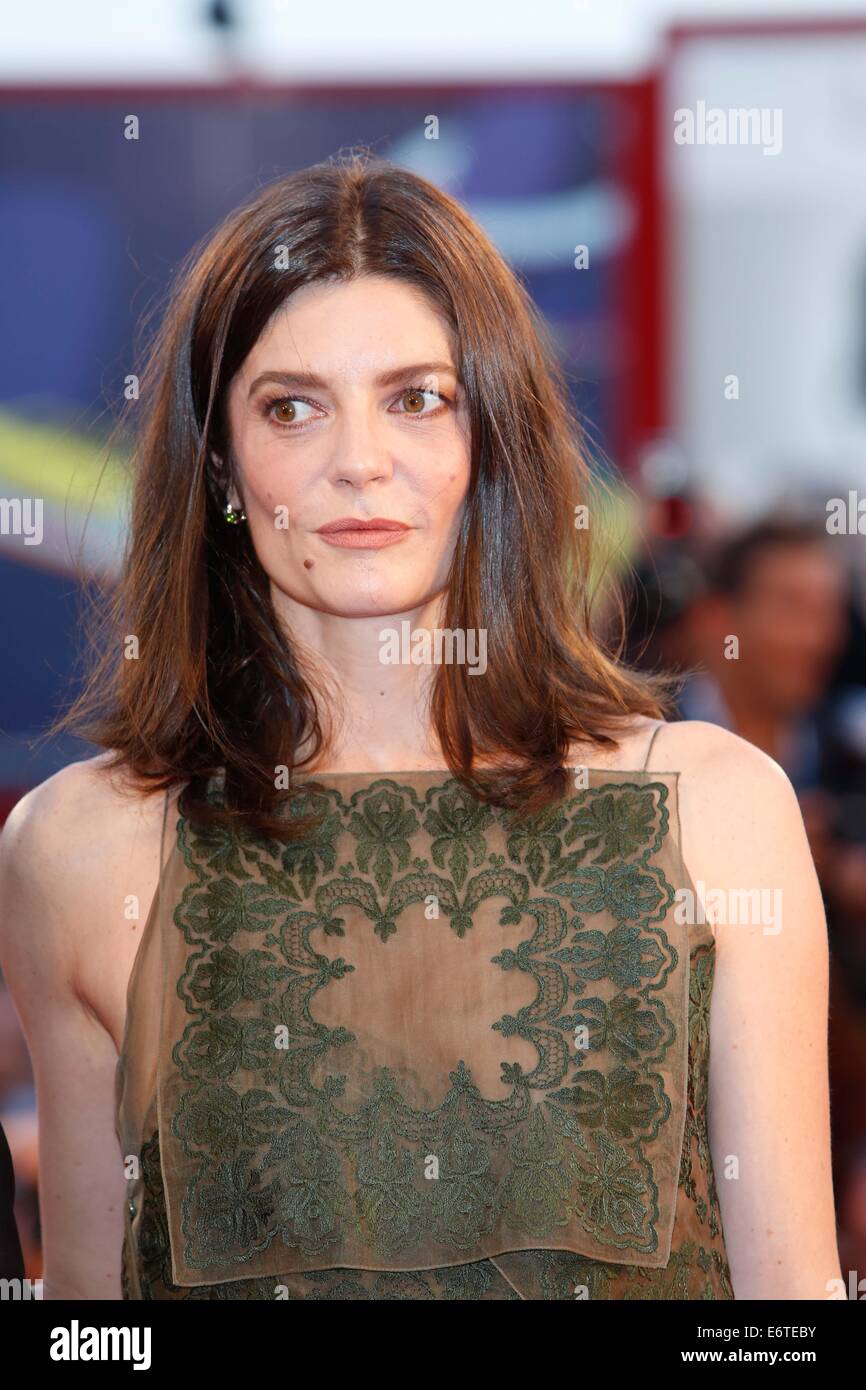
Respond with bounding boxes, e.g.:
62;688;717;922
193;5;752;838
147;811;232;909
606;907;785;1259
0;763;157;1300
675;721;843;1300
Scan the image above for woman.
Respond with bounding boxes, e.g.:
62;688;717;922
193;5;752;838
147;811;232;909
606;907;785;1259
0;155;841;1300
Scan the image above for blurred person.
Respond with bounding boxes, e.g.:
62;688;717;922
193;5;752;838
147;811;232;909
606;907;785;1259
674;518;854;897
677;518;849;789
676;517;866;914
0;156;841;1302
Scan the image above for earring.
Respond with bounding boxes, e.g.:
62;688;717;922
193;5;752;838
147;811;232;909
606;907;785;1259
224;500;247;524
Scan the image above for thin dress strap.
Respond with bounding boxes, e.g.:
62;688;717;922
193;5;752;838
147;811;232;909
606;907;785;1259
158;787;170;878
641;720;666;771
641;721;689;867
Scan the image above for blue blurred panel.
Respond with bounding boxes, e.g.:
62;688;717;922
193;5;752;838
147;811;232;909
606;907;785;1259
0;183;116;405
0;552;82;720
0;92;637;422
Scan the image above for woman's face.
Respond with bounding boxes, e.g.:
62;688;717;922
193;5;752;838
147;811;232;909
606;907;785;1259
221;274;472;621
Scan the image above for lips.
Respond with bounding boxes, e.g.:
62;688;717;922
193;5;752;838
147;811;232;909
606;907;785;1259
317;518;410;533
315;517;412;550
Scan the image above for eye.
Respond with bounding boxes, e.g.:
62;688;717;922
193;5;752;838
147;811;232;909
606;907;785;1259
392;387;448;418
264;396;319;426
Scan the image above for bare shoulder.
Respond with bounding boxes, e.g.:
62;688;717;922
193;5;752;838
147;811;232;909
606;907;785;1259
651;720;821;948
0;754;171;987
649;718;793;796
0;753;167;886
574;714;792;798
650;718;803;840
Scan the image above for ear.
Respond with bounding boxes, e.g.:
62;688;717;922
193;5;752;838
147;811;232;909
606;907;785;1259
208;449;239;508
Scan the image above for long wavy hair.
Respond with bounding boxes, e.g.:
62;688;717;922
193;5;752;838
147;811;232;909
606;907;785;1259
54;152;672;838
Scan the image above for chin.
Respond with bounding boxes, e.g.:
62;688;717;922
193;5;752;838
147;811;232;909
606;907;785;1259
319;588;431;618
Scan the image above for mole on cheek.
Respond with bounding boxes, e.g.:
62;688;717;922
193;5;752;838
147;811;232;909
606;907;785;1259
303;559;314;570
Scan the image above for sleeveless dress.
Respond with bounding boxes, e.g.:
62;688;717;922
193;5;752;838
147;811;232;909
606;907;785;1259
115;733;734;1301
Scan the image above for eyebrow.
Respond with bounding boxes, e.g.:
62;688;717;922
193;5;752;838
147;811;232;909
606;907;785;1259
247;361;459;398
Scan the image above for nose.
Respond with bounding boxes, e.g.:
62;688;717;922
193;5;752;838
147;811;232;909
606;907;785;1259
327;397;394;488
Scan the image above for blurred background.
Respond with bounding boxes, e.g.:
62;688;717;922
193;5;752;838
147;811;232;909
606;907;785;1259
2;0;866;1288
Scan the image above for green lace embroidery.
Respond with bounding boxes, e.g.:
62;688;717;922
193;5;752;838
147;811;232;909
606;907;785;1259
680;943;728;1250
528;1238;732;1301
164;776;687;1274
126;935;733;1301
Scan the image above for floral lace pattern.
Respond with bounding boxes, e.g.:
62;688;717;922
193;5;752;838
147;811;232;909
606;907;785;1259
123;935;731;1299
120;770;733;1298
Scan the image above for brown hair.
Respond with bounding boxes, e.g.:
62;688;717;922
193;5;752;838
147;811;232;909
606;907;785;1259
54;151;671;837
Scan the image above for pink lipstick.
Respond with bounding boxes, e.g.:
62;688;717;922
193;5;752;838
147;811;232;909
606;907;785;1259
315;517;412;549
